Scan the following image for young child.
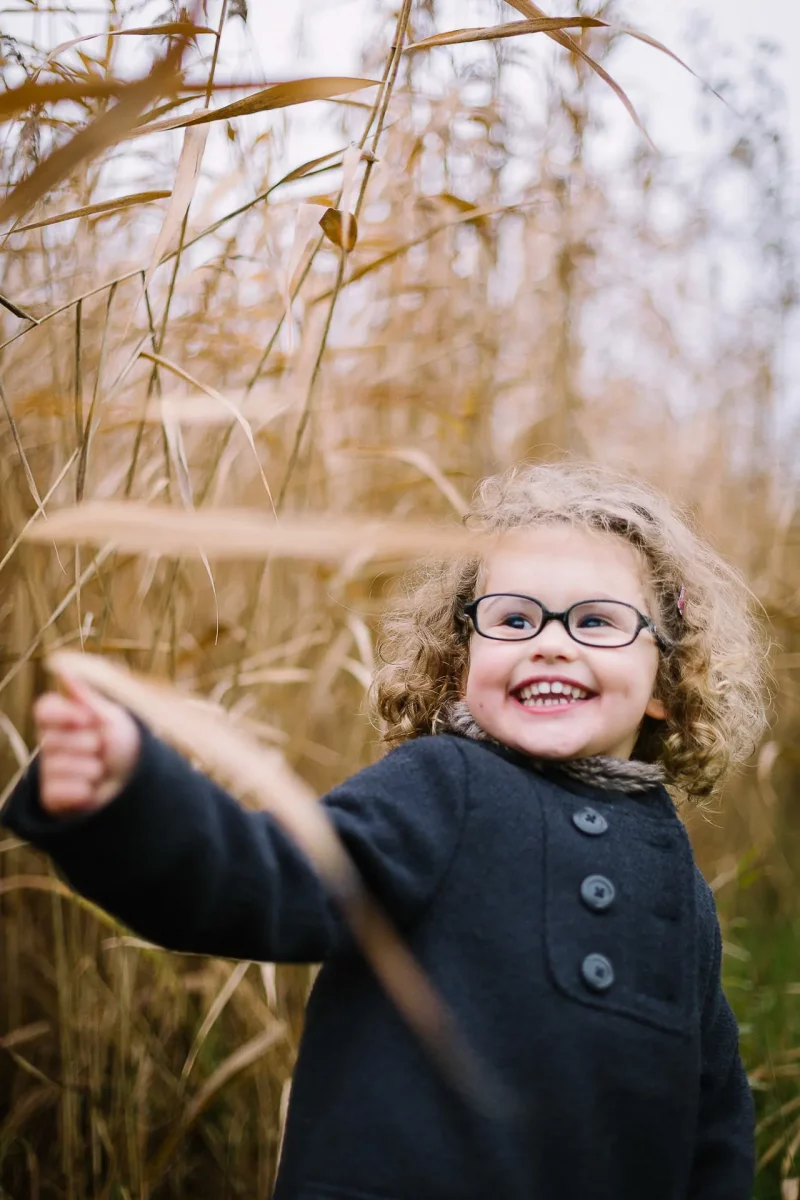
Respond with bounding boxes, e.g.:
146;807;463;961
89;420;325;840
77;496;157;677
2;463;766;1200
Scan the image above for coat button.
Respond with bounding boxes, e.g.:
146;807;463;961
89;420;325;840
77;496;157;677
581;953;615;992
580;874;616;911
572;806;608;836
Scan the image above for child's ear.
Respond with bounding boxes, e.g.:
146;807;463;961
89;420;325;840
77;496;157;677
645;695;667;721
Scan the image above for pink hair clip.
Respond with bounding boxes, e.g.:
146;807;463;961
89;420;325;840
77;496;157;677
676;586;686;618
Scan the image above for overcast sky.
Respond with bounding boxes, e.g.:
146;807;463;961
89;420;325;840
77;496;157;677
242;0;799;163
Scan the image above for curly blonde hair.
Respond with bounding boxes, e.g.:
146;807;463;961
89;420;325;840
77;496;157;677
371;462;769;801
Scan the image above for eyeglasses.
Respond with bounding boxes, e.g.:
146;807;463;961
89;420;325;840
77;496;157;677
463;593;668;650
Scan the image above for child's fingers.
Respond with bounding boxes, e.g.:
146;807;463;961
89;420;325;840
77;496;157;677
38;773;102;812
39;748;109;814
40;729;103;757
36;675;142;814
34;691;99;731
41;752;106;786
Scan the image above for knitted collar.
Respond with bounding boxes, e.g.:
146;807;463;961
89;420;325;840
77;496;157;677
441;699;666;797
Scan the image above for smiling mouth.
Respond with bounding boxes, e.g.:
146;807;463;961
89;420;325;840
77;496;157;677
513;681;595;709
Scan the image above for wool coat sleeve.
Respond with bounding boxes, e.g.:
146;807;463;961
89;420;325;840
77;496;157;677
688;874;755;1199
0;724;468;963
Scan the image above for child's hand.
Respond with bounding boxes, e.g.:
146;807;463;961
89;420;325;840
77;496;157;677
34;679;141;816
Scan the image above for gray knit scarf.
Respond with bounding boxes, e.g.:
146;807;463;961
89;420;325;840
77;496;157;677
442;699;666;797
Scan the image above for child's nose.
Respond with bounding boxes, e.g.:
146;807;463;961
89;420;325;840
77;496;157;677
527;620;577;659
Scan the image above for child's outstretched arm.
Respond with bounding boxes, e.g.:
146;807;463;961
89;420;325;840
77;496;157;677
688;876;755;1199
2;683;467;964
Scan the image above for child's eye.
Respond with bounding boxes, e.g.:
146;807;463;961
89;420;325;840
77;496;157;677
501;612;534;630
576;613;612;629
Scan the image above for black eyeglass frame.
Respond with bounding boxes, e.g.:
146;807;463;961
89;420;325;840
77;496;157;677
463;593;670;652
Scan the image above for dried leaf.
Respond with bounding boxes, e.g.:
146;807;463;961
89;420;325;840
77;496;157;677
313;200;523;302
319;207;359;251
135;77;380;138
338;143;362;242
273;146;347;187
0;294;38;323
103;391;286;429
159;392;195;509
149;1026;285;1178
181;961;253;1083
405;16;607;52
342;446;468;515
0;79;126;120
23;503;495;562
0;712;31;770
757;740;782;810
613;27;724;101
46;23;216;60
139;353;275;509
430;192;495;239
0;451;79;578
0;1022;50;1051
284;203;329;346
0;31;191;225
0;76;274;121
9;191;171;233
0;874;123;930
145;127;208;286
502;0;652;147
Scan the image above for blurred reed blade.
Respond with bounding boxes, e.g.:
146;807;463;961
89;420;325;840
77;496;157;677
0;79;130;118
23;503;490;562
276;146;348;187
0;294;38;323
284;203;329;340
0;76;291;120
46;651;510;1117
406;12;706;97
0;12;197;226
180;961;253;1084
405;16;608;52
343;448;469;516
0;1023;50;1051
503;0;652;145
148;1026;287;1182
7;192;171;233
139;355;275;505
145;127;208;286
46;22;216;60
612;27;723;98
105;390;287;428
134;77;380;138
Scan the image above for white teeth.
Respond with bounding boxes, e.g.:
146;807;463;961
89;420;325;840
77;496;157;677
516;681;590;704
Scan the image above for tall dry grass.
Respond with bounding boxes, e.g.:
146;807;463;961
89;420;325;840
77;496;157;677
0;2;798;1197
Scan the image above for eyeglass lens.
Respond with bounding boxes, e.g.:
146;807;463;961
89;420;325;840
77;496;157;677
474;595;642;646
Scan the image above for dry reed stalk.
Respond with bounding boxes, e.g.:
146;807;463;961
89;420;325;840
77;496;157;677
21;501;494;560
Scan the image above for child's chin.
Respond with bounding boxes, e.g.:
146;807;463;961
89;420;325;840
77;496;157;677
513;732;590;760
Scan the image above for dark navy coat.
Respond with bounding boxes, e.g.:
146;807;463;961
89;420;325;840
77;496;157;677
2;729;754;1200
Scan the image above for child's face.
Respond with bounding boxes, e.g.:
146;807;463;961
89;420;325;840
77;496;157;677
464;525;666;761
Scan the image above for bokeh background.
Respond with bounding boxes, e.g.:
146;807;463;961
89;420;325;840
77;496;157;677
1;2;799;1197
